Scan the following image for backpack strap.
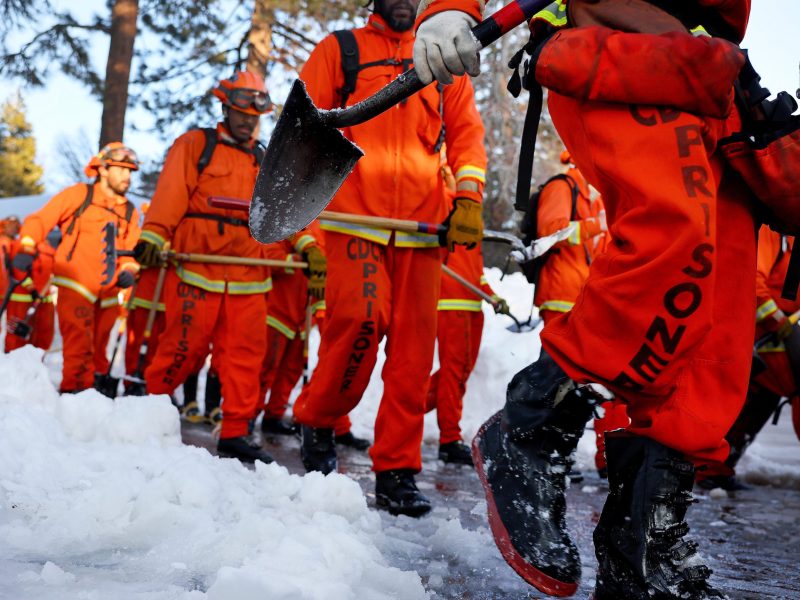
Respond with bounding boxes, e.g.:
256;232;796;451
64;184;94;236
333;30;360;109
197;128;218;175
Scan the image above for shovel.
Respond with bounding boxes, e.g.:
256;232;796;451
249;0;553;244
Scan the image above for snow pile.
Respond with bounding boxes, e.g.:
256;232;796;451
0;347;427;599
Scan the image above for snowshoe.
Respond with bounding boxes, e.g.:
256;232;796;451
300;425;337;474
594;434;725;600
471;350;596;597
261;418;298;436
335;431;371;451
180;401;206;424
375;469;432;517
438;440;474;466
217;435;274;464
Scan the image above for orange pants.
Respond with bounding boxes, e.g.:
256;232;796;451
294;233;442;472
543;93;757;467
260;328;304;419
124;307;165;379
145;270;267;439
4;299;55;352
427;309;483;444
56;287;119;392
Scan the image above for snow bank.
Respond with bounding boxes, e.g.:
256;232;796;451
0;347;427;599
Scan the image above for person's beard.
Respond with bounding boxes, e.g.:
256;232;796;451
380;2;415;32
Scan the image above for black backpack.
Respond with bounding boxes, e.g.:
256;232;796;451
516;173;579;286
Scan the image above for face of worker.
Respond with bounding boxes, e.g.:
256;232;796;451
100;165;133;195
377;0;420;32
226;107;260;143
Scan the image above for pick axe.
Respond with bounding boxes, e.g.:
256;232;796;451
247;0;554;244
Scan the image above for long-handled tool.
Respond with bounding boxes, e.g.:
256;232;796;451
248;0;553;244
302;296;314;386
441;263;535;333
118;248;307;270
6;275;54;341
93;279;140;398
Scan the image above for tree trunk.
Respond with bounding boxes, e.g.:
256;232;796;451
99;0;139;148
246;0;273;79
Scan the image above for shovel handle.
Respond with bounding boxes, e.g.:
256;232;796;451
329;0;549;129
442;263;495;305
320;211;445;235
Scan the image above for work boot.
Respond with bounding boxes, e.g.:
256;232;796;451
472;350;596;597
94;372;119;398
300;425;337;474
204;371;222;418
183;372;199;406
262;417;298;436
696;474;752;492
438;440;473;466
217;436;274;464
335;431;371;451
567;467;584;484
593;434;724;600
375;469;432;517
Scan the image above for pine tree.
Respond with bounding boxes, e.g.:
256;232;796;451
0;91;44;198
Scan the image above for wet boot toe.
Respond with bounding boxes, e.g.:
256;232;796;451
375;469;432;517
217;436;274;464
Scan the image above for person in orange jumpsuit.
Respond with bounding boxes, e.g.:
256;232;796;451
292;0;487;517
1;216;21;311
134;70;325;464
427;242;506;465
4;231;60;352
15;143;140;393
416;1;755;597
697;226;800;491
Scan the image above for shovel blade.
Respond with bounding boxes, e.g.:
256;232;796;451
249;80;363;244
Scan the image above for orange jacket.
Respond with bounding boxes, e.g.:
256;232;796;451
755;225;799;338
9;239;57;303
0;234;12;296
300;14;487;247
534;168;607;313
439;245;495;312
19;183;139;303
141;123;309;295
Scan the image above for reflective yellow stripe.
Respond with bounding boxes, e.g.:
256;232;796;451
100;296;120;309
756;300;779;322
690;25;710;37
175;265;272;295
282;254;299;274
10;293;55;303
757;339;786;353
293;235;316;253
539;300;574;313
228;277;272;295
533;0;567;27
267;315;297;340
395;231;441;248
568;221;581;246
312;299;326;312
140;230;166;249
20;235;36;248
53;277;97;303
479;275;488;286
131;297;166;312
438;298;483;312
455;165;486;184
320;220;392;244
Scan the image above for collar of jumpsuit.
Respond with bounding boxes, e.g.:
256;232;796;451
366;12;415;42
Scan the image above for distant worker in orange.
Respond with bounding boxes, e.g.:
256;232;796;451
1;216;21;301
134;70;325;464
292;0;487;518
14;143;140;392
4;229;60;352
427;241;507;465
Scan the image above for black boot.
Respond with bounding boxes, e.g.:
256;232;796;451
204;371;222;418
594;434;724;600
472;350;596;597
335;431;371;451
183;372;199;406
217;436;274;464
438;440;473;466
375;469;432;517
94;372;119;398
300;425;337;474
262;417;298;436
725;385;781;472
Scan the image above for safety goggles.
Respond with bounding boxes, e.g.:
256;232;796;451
102;146;140;170
227;88;272;113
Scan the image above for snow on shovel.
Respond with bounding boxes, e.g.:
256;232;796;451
248;0;554;244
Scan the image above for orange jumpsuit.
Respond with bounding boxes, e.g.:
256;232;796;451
19;183;140;392
292;14;487;472
142;124;311;439
427;245;494;444
124;266;166;380
4;239;56;352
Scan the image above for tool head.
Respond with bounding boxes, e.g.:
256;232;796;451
249;79;363;244
101;222;117;286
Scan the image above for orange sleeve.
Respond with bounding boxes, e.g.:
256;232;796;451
140;131;204;248
416;0;484;31
19;185;87;247
443;75;487;202
755;226;781;323
537;178;573;238
299;35;343;112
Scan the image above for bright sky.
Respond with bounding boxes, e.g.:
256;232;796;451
1;1;799;193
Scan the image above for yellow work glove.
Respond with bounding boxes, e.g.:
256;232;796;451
772;310;796;340
303;246;327;301
490;295;509;315
443;198;483;252
133;240;162;268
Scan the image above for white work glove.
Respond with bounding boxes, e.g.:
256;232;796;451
413;11;480;85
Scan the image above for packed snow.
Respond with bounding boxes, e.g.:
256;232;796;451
1;269;799;599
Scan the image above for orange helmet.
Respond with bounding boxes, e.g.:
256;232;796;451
213;71;272;116
84;142;140;177
559;150;572;165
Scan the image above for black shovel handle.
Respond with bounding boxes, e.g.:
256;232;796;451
327;0;550;128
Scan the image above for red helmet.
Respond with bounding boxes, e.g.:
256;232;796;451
84;142;140;177
213;71;272;116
